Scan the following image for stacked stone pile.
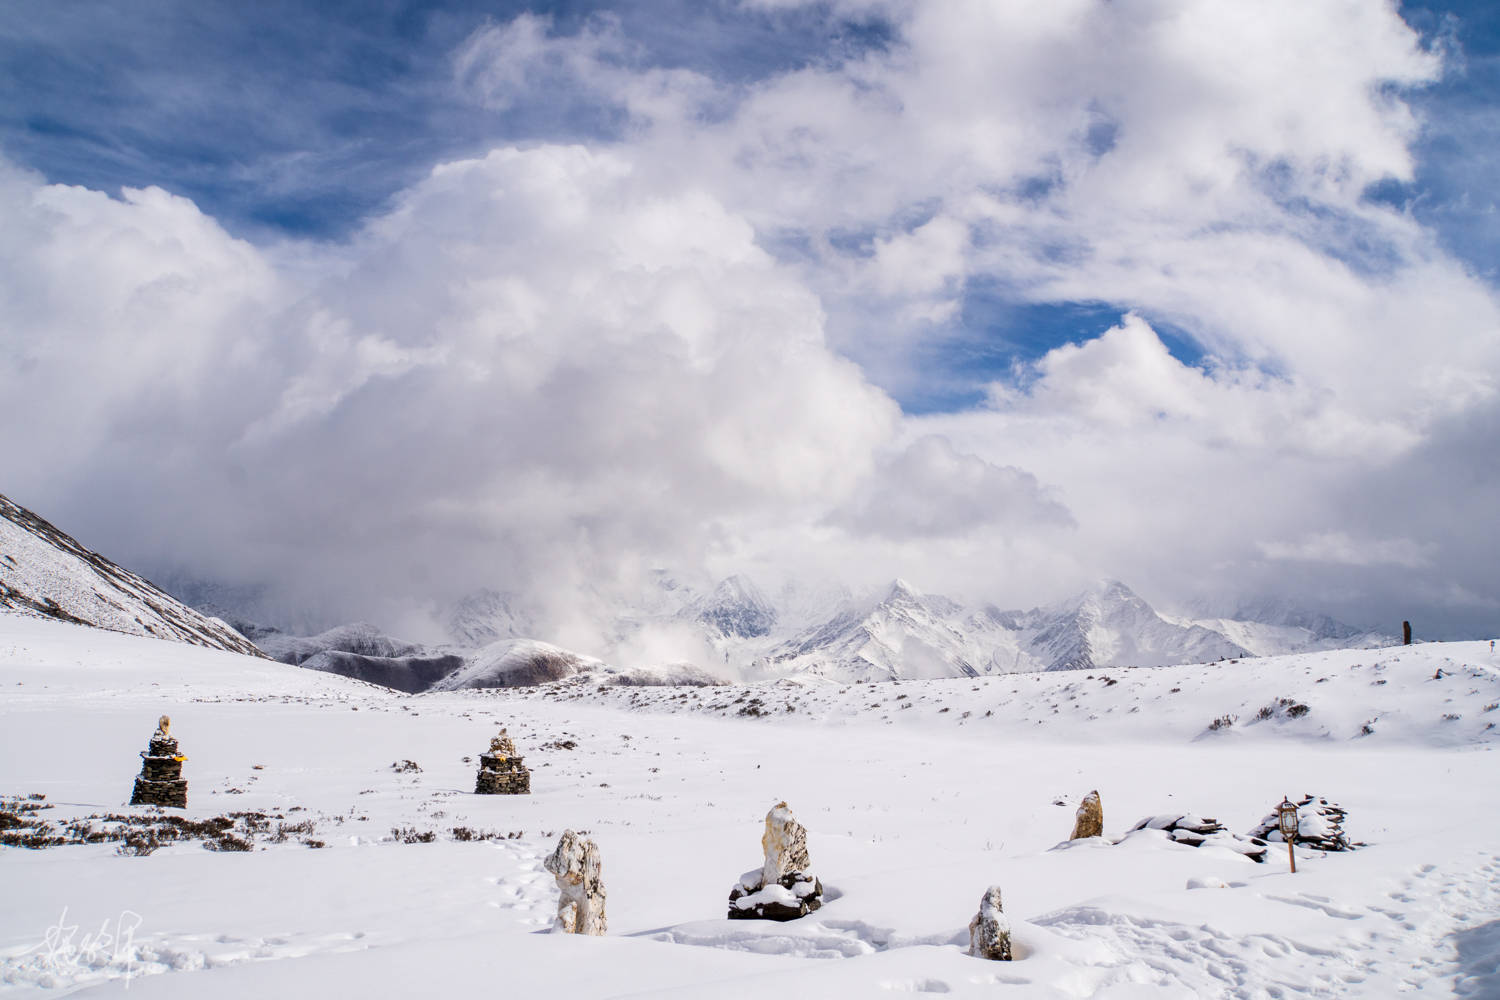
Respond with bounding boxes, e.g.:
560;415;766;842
1127;813;1268;862
727;801;823;921
474;728;530;795
130;715;187;808
1248;795;1356;851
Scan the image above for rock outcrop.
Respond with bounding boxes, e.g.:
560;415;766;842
130;715;187;808
474;729;531;795
544;830;606;935
967;885;1013;961
727;801;823;920
1248;795;1355;851
1127;813;1268;862
1070;790;1103;839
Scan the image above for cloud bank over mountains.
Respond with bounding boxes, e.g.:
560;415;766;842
2;1;1496;647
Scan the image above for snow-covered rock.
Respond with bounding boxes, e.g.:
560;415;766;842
727;802;823;920
967;885;1013;961
1127;814;1269;862
1248;795;1355;851
544;830;606;936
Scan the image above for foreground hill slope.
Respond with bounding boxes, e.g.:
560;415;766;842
0;492;264;657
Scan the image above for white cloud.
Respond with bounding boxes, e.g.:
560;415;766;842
6;2;1499;637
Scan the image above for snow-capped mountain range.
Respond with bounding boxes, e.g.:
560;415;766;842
263;572;1392;690
0;490;1394;690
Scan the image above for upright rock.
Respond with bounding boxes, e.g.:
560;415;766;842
474;728;531;794
544;830;606;935
967;885;1013;961
130;715;187;808
727;801;823;921
1069;790;1103;840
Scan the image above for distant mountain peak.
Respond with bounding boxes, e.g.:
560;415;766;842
696;574;776;638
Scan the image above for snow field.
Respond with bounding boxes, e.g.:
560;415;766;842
2;615;1498;998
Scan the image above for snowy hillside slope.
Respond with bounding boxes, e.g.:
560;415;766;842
255;622;424;665
428;638;605;690
0;492;263;657
1;615;1497;998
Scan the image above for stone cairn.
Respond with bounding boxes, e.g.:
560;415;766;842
1127;813;1268;863
1069;790;1104;840
967;885;1013;961
474;728;530;795
727;801;823;921
544;830;607;935
130;715;187;808
1248;795;1356;852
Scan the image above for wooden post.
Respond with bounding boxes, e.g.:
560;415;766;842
1287;837;1296;873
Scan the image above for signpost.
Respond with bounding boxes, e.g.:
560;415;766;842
1277;797;1299;874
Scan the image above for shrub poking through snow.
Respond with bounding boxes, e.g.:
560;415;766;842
1255;698;1311;721
545;830;607;935
967;885;1012;961
1069;790;1104;840
728;801;823;921
1206;714;1236;731
1248;795;1356;851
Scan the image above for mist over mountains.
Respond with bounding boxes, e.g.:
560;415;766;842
227;571;1394;691
0;489;1397;693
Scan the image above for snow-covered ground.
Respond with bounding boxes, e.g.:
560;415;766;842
3;614;1498;998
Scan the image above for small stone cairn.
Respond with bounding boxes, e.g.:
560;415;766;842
727;801;823;921
1248;795;1356;851
474;728;530;795
1069;790;1104;840
130;715;187;808
967;885;1013;961
1127;813;1268;863
544;830;606;935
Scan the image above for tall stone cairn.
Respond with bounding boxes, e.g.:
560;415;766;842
474;728;530;794
1070;789;1104;840
968;885;1013;961
544;830;607;935
727;801;823;921
130;715;187;808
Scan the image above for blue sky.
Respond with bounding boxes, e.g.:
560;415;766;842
3;1;1498;639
